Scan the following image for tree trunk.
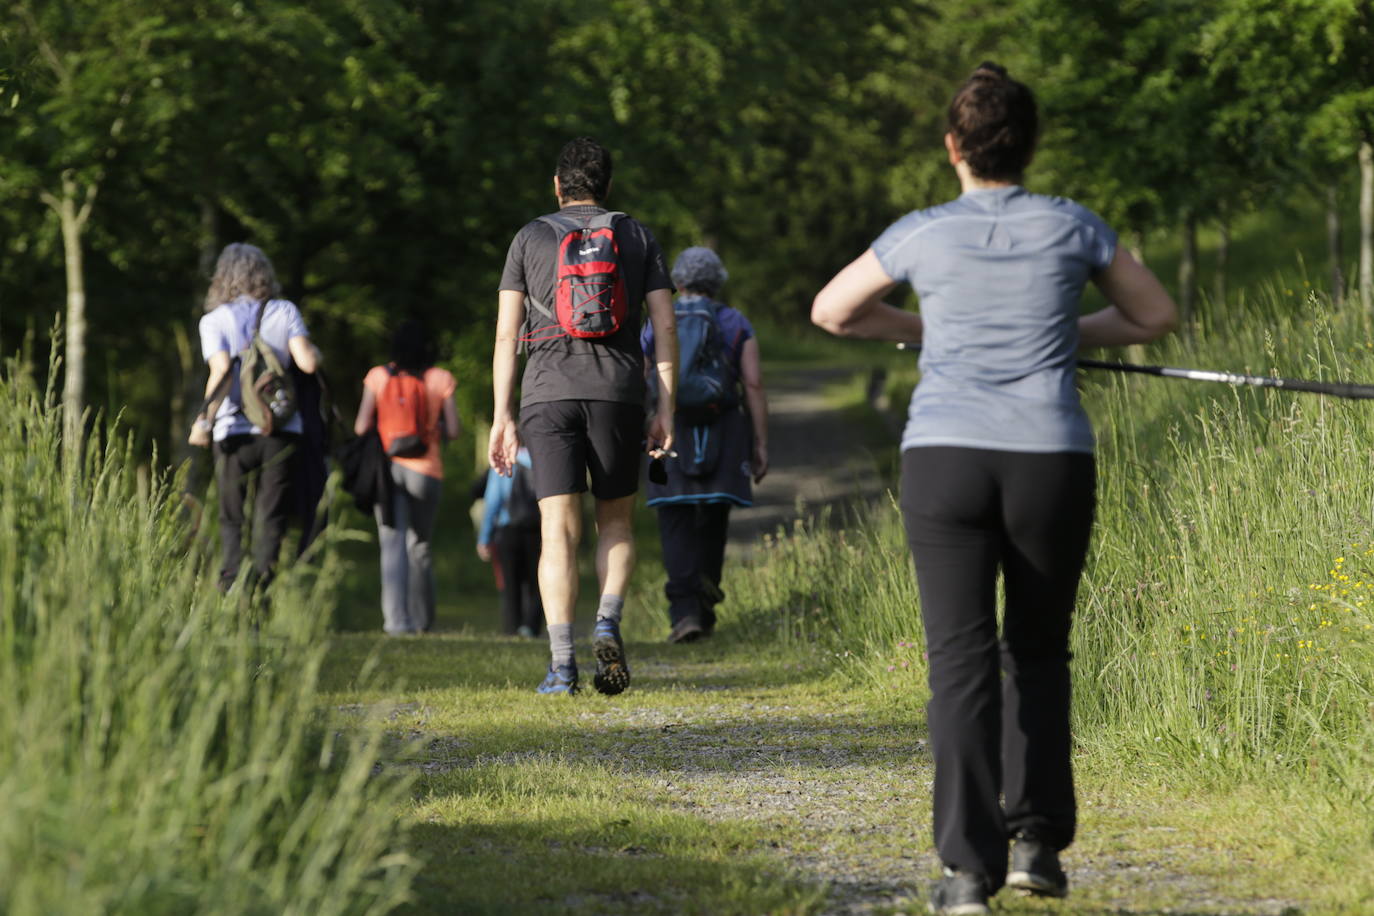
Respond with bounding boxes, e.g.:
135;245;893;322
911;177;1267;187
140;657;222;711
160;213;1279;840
173;197;221;471
1213;216;1230;307
1328;182;1346;306
45;172;96;469
1178;213;1197;328
1129;230;1147;265
1359;138;1373;306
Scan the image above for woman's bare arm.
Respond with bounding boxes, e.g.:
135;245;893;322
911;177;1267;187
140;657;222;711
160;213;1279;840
811;249;923;343
1080;246;1179;347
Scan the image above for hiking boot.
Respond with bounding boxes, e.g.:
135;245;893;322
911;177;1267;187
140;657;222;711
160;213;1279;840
667;615;704;644
592;617;631;695
535;663;579;695
927;868;990;915
1007;832;1068;898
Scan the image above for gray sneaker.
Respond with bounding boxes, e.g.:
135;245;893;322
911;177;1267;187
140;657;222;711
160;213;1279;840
1007;832;1068;897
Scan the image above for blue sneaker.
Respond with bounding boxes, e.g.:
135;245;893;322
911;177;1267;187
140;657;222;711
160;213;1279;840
536;663;579;695
592;617;630;695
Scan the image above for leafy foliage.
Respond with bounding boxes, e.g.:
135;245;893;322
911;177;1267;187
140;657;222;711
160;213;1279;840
1;0;1369;457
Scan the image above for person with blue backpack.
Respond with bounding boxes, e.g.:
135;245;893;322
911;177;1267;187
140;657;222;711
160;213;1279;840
642;247;769;643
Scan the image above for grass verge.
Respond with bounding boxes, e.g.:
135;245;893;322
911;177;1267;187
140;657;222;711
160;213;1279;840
0;355;415;914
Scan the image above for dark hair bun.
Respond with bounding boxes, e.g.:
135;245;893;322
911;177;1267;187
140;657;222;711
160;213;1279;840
972;61;1009;79
946;62;1038;182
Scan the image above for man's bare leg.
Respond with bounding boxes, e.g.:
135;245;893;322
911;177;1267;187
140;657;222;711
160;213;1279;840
538;493;581;624
536;493;581;692
595;494;636;598
591;493;636;695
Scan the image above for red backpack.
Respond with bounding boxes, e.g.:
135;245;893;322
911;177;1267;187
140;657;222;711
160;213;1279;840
525;211;628;340
376;365;429;458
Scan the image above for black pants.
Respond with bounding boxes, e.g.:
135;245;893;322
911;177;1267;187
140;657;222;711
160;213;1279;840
494;525;543;635
215;433;298;593
657;502;731;629
899;446;1095;890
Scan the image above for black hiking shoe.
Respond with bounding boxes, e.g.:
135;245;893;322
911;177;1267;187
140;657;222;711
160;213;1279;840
592;617;630;695
1007;832;1069;898
927;868;990;915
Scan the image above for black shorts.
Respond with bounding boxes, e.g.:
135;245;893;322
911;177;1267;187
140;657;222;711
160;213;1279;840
520;400;646;500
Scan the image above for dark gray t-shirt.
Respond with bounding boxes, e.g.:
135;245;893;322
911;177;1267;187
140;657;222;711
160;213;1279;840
499;204;672;407
873;186;1117;454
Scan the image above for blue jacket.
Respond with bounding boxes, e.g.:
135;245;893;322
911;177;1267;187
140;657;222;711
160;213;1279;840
478;450;533;546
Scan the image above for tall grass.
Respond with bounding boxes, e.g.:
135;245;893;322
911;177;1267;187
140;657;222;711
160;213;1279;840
726;282;1374;808
0;357;416;914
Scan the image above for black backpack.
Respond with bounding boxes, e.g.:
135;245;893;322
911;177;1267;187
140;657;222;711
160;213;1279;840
504;463;541;530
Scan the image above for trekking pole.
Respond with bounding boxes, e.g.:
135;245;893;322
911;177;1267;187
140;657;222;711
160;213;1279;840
894;343;1374;401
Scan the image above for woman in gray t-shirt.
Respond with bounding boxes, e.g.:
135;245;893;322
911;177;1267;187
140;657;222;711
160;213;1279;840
811;63;1177;915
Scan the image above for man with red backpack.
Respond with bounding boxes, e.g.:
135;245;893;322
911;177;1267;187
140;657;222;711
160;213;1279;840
490;136;678;695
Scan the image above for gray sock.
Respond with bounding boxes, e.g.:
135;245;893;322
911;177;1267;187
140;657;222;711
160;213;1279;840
596;594;624;623
548;623;575;668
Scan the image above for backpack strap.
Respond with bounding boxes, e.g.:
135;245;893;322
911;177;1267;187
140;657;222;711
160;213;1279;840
197;363;236;424
194;297;269;422
525;214;575;323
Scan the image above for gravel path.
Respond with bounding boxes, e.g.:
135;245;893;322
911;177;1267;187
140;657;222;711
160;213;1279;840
386;366;1306;914
727;367;889;546
398;658;1302;915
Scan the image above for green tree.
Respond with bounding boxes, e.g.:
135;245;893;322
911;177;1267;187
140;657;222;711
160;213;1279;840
0;1;178;458
1014;0;1256;322
1204;0;1373;305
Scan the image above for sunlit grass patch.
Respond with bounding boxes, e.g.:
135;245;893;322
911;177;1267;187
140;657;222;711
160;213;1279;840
0;357;415;914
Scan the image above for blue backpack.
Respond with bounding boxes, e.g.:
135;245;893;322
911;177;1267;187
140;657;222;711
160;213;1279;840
673;297;737;420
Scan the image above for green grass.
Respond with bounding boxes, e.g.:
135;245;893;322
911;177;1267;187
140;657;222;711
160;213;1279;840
12;219;1374;910
320;634;830;915
0;356;415;915
309;272;1374;915
718;280;1374;909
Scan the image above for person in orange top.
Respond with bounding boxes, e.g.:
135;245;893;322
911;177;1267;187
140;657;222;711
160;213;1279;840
354;319;460;633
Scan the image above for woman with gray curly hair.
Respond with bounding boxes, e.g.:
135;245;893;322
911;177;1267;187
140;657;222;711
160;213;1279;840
641;246;768;643
190;242;318;594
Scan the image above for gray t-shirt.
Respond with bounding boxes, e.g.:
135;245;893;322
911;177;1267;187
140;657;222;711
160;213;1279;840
873;186;1117;454
499;204;672;408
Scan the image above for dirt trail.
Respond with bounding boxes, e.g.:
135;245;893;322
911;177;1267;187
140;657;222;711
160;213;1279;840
395;365;1304;914
728;366;890;545
617;366;1298;915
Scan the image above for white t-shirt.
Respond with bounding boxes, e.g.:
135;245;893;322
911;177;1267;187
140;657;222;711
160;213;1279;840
199;296;309;440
